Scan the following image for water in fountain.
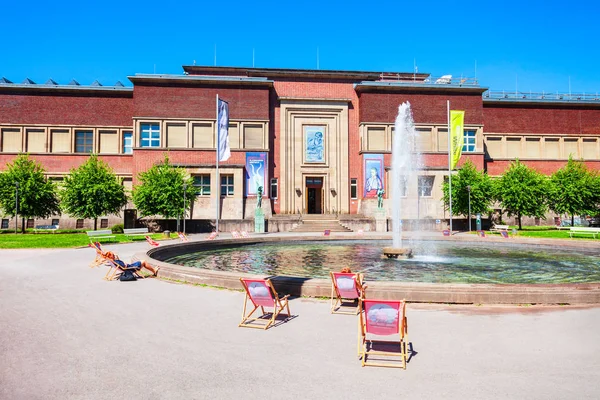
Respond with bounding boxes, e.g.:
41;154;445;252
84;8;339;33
391;102;422;248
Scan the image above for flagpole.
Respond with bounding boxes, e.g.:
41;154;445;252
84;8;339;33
216;94;220;234
447;100;453;233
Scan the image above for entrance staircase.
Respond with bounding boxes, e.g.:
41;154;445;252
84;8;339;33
290;214;353;233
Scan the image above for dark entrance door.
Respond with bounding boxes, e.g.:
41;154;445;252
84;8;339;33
124;209;137;229
305;177;323;214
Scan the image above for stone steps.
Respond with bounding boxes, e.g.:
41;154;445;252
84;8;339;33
290;218;353;232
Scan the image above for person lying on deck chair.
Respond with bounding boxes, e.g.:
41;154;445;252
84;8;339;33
104;251;160;277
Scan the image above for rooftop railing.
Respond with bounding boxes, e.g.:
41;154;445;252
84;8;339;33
484;90;600;102
379;73;480;86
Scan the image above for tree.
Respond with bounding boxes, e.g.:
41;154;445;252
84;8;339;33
548;156;600;226
132;155;196;221
494;160;548;230
0;154;61;232
61;154;128;230
442;159;494;221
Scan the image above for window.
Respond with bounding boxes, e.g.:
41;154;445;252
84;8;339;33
1;219;8;229
76;219;84;229
418;176;434;197
350;178;357;199
100;219;108;228
220;175;234;196
270;178;278;199
51;219;59;226
462;130;476;152
193;175;211;196
123;131;133;154
26;219;34;229
140;123;160;148
75;130;93;153
399;176;408;197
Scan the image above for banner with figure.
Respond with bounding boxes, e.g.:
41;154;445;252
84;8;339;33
364;154;384;198
246;152;267;196
450;110;465;170
217;98;230;162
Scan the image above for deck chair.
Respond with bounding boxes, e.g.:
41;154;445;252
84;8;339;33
104;258;146;281
145;236;160;247
330;272;366;315
477;230;486;238
178;232;189;242
239;278;291;330
324;229;331;236
206;231;218;240
89;241;110;268
500;230;509;238
231;230;241;239
358;299;409;369
240;230;249;238
357;229;364;236
442;229;451;236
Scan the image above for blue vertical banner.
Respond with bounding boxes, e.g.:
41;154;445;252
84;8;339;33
217;99;230;162
246;152;267;196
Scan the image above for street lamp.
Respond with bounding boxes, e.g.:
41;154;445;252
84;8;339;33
15;182;19;234
183;183;187;234
466;185;472;232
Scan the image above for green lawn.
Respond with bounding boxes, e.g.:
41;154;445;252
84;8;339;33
483;226;597;240
0;232;178;249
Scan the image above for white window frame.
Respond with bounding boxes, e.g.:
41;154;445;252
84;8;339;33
418;176;435;197
463;130;476;153
140;123;160;148
123;131;133;154
193;175;211;196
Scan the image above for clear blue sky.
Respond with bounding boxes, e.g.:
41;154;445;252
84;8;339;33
1;0;599;94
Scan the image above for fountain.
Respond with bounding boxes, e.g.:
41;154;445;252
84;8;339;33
383;102;421;259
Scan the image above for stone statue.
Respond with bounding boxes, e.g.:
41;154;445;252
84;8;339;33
377;189;385;209
257;186;263;208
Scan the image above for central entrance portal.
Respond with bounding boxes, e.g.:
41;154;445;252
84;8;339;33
305;177;323;214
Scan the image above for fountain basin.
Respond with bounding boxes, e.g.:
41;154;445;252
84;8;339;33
383;247;413;259
139;235;600;304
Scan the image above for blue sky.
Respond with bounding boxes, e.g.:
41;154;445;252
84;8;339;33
1;0;599;94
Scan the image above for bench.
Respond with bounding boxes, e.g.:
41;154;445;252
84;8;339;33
123;228;149;239
569;227;600;239
86;229;116;242
490;224;509;232
34;224;59;233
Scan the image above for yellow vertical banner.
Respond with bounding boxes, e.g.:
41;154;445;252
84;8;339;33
450;110;465;170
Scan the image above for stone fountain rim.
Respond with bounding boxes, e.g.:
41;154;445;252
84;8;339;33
136;234;600;305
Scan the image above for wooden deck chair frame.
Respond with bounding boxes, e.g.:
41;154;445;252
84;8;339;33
330;272;366;315
104;258;146;281
239;278;291;330
89;242;109;268
358;299;409;369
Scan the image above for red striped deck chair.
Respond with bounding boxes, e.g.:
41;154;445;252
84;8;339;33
231;230;241;239
500;230;509;238
330;272;366;315
358;299;409;369
145;236;159;247
89;241;110;268
240;230;249;238
239;278;291;330
477;230;486;238
178;232;189;242
206;231;218;240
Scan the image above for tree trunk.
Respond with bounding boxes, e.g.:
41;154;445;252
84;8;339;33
94;218;98;230
518;213;522;230
21;217;25;234
571;214;575;227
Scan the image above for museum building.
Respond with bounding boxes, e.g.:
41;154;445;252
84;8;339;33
0;65;599;231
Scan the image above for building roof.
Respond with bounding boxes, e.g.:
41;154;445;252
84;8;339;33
0;78;133;95
128;73;274;87
182;65;430;82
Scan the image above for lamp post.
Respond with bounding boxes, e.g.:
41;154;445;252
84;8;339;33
466;185;472;232
15;182;19;234
183;183;187;234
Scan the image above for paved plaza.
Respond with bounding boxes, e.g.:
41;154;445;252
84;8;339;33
1;239;600;399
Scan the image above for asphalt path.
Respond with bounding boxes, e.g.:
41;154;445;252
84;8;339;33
1;242;599;399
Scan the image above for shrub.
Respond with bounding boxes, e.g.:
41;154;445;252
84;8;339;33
111;224;124;234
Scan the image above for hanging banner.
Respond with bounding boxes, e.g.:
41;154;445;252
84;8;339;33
363;154;384;198
246;152;267;196
450;110;465;170
217;98;230;162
